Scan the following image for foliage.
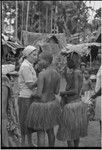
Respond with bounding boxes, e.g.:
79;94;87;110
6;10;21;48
52;53;67;75
56;1;92;37
90;8;101;31
94;8;101;19
2;1;16;35
2;1;95;42
87;7;101;32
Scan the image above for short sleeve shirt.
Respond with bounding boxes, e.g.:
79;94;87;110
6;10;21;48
18;59;37;98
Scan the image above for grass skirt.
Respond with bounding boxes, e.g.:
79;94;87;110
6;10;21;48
26;98;61;131
57;100;88;141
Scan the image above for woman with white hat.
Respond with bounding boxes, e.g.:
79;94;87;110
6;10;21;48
57;52;88;147
18;45;38;147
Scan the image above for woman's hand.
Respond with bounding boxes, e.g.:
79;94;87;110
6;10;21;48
60;92;68;100
31;93;41;101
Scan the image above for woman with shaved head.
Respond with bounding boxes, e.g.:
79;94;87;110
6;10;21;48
26;52;61;147
57;52;88;147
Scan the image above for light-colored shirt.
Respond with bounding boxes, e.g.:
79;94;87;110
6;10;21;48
95;65;101;93
18;59;37;98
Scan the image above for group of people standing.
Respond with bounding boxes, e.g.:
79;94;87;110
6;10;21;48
2;45;101;147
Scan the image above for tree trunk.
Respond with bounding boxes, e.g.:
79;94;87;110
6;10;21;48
26;1;30;45
46;6;48;33
51;6;53;33
90;51;92;68
63;19;70;41
15;1;18;41
39;2;41;33
54;6;56;34
21;1;24;44
56;5;58;34
39;13;41;33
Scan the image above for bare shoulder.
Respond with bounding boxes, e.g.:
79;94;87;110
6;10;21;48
52;69;61;78
74;69;82;78
39;70;45;77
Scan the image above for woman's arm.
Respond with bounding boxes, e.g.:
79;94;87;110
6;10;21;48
60;71;79;96
37;72;44;98
26;80;37;90
55;75;60;95
22;66;37;90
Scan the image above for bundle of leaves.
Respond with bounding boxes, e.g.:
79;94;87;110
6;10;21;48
52;53;67;75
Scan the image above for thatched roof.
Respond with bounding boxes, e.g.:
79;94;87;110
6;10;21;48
61;42;101;56
2;35;24;54
38;43;60;55
22;31;67;48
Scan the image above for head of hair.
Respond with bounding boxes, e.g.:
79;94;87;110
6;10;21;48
84;69;91;75
40;52;53;65
67;58;75;69
71;52;80;67
72;52;79;59
47;35;59;44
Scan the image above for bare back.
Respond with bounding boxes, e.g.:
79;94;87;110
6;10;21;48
65;69;83;100
37;68;60;102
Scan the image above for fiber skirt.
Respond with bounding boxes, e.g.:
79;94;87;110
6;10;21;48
26;98;61;131
57;100;88;141
18;97;32;135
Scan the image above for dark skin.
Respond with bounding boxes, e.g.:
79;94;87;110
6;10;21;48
32;57;60;147
66;70;81;147
60;70;81;101
62;56;81;98
60;55;83;147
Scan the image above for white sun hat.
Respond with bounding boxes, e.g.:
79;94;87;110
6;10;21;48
22;45;37;57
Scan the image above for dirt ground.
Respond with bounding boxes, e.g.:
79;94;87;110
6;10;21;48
30;121;101;147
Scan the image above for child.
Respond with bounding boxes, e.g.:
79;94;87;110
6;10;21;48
90;74;96;91
80;69;93;96
81;70;96;121
80;62;86;74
